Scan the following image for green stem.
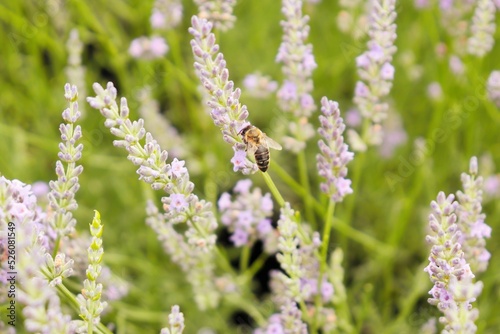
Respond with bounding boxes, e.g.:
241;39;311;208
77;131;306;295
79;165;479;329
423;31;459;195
55;283;113;334
312;200;335;332
297;150;317;228
240;245;251;272
261;171;285;207
340;150;366;249
272;163;325;214
241;252;269;284
320;200;336;272
52;235;61;257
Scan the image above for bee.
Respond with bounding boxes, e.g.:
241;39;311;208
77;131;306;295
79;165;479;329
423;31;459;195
238;125;282;172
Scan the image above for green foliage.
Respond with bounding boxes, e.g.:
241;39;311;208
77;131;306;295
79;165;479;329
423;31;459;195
1;1;499;333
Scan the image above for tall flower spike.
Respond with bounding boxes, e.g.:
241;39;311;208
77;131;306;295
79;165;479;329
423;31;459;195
189;15;257;174
276;203;303;301
276;0;317;153
75;211;108;333
456;157;491;273
467;0;496;57
194;0;236;31
88;82;220;309
348;0;398;151
317;97;354;202
424;192;483;332
48;83;84;241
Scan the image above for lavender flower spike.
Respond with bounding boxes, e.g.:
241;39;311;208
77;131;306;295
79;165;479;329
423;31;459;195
456;157;491;273
317;97;354;202
48;83;84;241
75;211;108;333
424;192;483;333
189;15;257;174
88;82;220;309
276;203;304;301
276;0;317;118
348;0;398;151
467;0;496;57
276;0;318;153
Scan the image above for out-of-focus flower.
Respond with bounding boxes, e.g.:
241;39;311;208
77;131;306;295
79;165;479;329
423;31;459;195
449;55;465;76
65;29;86;106
456;157;491;273
349;0;398;151
151;0;183;30
276;0;318;153
427;82;443;101
129;36;169;59
194;0;236;31
487;70;500;107
317;97;354;202
414;0;430;8
467;0;496;57
218;179;278;253
242;73;278;98
379;110;407;158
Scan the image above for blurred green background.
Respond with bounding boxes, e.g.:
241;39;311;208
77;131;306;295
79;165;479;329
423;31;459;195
1;0;499;333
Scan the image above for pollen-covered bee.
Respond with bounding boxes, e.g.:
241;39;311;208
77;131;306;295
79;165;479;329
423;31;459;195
238;125;282;172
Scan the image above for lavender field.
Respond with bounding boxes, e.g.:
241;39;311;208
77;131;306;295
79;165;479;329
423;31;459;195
1;0;500;333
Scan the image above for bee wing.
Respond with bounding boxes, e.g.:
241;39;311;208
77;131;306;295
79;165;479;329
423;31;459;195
263;135;282;151
246;143;258;155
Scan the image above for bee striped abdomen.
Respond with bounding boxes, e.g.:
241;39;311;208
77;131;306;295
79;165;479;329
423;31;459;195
254;146;270;172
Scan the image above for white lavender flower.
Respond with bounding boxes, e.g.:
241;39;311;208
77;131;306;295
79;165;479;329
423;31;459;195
87;82;217;252
194;0;236;31
75;211;108;333
48;83;84;242
160;305;185;334
189;15;257;174
88;82;220;309
424;192;483;332
218;179;278;252
276;0;317;153
316;97;354;202
467;0;496;57
349;0;397;151
456;157;491;273
151;0;183;30
487;70;500;108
